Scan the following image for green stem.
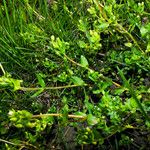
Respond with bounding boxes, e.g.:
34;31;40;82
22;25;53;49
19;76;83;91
64;54;121;87
0;138;21;146
115;24;144;53
32;113;87;120
20;84;88;91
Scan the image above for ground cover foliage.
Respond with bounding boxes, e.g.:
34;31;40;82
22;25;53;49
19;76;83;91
0;0;150;149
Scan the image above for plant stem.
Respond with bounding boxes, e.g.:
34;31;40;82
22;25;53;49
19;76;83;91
64;54;91;71
0;138;21;146
115;23;143;53
64;54;121;87
20;84;88;91
32;113;87;120
0;139;38;149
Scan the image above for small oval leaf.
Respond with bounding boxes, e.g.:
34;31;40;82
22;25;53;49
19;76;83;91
87;114;99;126
71;76;85;86
80;55;89;68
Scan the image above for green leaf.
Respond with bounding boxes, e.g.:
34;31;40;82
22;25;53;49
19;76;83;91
78;19;87;32
89;30;100;43
31;88;44;98
117;67;150;121
98;22;109;31
129;97;138;108
0;76;22;91
114;87;127;95
85;101;93;111
75;112;87;117
88;71;100;82
146;42;150;53
80;55;89;67
124;42;132;47
71;76;85;85
10;78;22;91
87;114;99;126
87;6;97;16
140;26;148;37
78;40;87;48
92;89;101;94
36;74;45;88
